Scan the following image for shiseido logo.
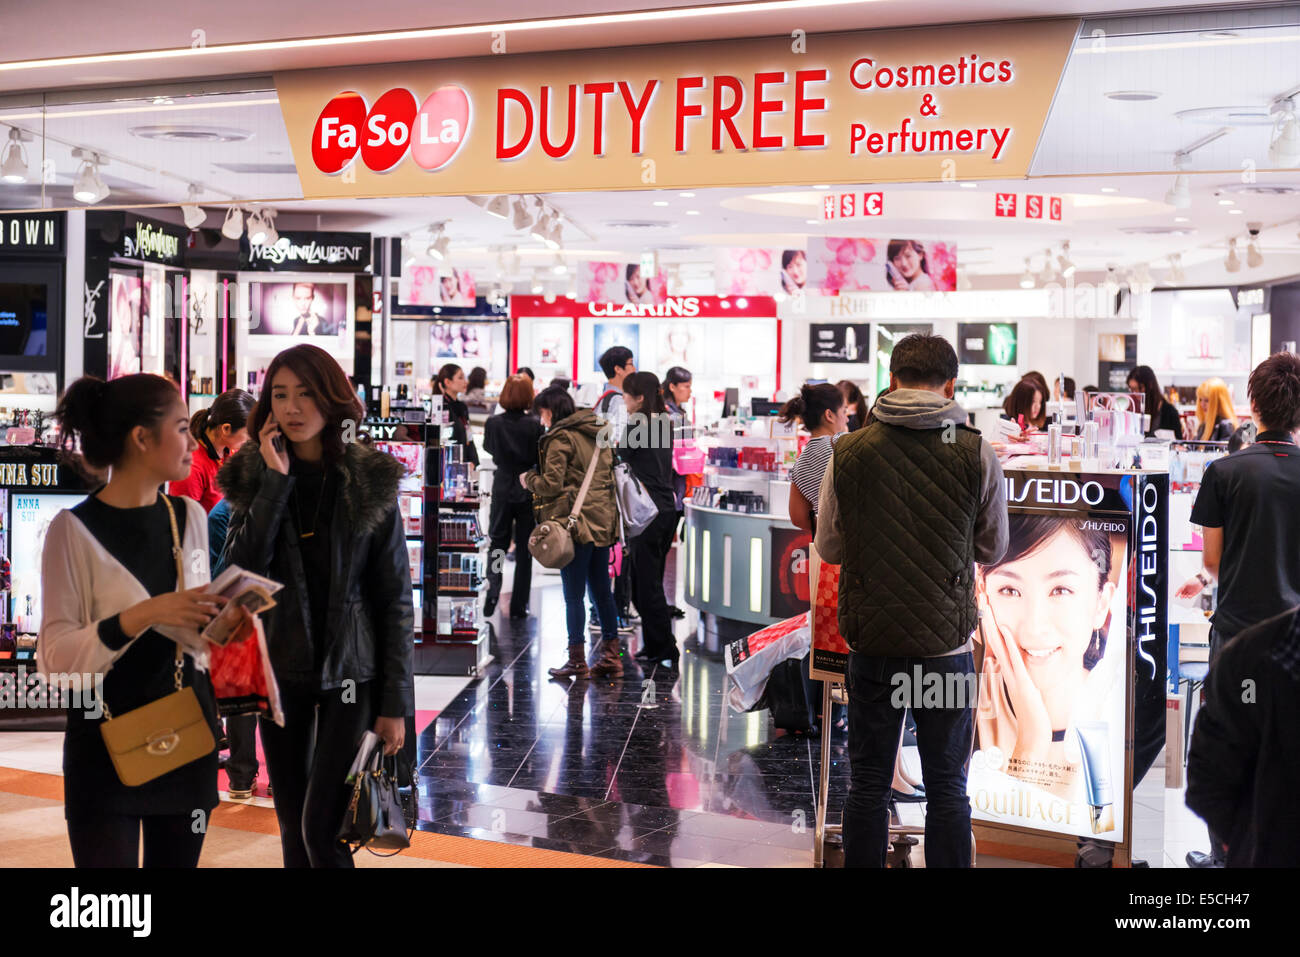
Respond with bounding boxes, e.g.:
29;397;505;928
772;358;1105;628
1135;481;1161;680
249;240;364;266
125;222;180;262
587;297;701;317
1004;477;1104;507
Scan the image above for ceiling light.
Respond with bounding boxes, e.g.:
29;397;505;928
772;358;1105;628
1228;208;1244;214
805;219;821;225
427;225;449;260
1218;198;1235;206
1057;240;1076;278
221;206;244;240
653;200;669;207
551;255;568;276
545;220;563;250
1269;101;1300;167
685;210;700;216
1037;248;1057;283
812;185;830;190
1166;169;1191;208
530;204;551;244
511;196;533;231
1;129;29;184
1174;216;1190;223
484;195;511;219
1019;257;1035;289
531;269;544;295
959;182;977;188
1168;253;1186;283
1247;226;1264;268
246;207;278;245
1100;187;1119;193
1104;90;1161;102
1225;238;1241;273
180;184;206;229
678;192;695;198
72;153;109;204
1133;262;1153;285
465;195;489;208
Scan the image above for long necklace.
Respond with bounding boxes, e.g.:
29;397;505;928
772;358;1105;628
295;473;328;539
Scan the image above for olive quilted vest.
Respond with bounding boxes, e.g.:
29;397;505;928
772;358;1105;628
831;421;984;657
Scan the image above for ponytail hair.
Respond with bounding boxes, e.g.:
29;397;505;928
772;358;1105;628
190;388;255;439
779;382;842;431
56;374;181;471
623;371;667;415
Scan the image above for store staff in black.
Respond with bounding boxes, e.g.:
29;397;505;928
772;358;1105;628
220;344;414;868
433;362;479;466
482;374;544;618
1179;351;1300;867
41;374;228;867
1128;365;1184;439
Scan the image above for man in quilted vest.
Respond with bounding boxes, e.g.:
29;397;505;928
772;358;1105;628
815;333;1008;867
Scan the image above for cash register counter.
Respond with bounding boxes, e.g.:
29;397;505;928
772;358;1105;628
683;500;801;629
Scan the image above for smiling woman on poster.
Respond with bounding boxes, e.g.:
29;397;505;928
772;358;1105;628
886;239;936;291
972;513;1127;836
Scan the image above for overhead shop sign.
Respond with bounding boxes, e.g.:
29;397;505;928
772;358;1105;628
276;18;1078;197
243;231;371;271
0;212;64;255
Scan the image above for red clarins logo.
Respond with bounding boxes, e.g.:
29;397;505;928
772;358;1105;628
312;86;471;175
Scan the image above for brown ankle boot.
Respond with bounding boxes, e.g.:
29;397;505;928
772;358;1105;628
588;639;624;678
548;647;589;679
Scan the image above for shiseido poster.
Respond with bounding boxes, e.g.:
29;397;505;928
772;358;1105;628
108;271;141;380
807;238;957;295
809;323;870;363
970;472;1131;843
769;526;812;620
399;263;477;306
249;281;348;337
713;248;806;296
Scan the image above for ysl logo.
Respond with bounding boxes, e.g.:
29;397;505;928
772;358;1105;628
83;280;105;338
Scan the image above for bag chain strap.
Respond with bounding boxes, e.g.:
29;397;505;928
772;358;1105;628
100;494;186;723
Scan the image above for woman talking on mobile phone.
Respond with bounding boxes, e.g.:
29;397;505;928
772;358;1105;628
40;374;228;868
219;344;414;868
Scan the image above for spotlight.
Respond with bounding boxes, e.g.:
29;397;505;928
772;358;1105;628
1057;240;1077;278
1037;248;1057;283
246;208;278;246
221;206;244;241
1165;157;1192;209
1225;238;1241;273
1269;100;1300;167
1;129;29;184
1019;257;1035;289
511;196;533;231
427;225;449;260
485;194;511;219
1168;253;1186;283
180;185;207;230
1247;224;1264;268
530;205;551;244
551;254;568;276
1133;262;1153;285
72;153;109;204
545;219;563;251
531;269;544;295
465;195;489;208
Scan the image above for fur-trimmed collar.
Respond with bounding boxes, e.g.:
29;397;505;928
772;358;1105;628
217;440;404;536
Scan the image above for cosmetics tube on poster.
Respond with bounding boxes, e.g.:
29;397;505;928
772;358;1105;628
1075;722;1114;834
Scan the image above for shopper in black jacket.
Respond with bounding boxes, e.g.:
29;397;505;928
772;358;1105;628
434;362;479;465
1186;605;1300;866
483;374;544;618
1128;365;1184;439
621;372;679;668
220;344;414;868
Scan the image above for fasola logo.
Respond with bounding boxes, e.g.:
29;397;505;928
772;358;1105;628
313;86;471;175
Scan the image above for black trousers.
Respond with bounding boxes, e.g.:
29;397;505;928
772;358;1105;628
259;680;378;868
225;713;259;790
485;497;534;615
67;812;206;868
629;510;677;659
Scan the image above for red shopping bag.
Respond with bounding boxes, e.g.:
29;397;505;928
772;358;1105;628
208;615;285;726
809;546;851;681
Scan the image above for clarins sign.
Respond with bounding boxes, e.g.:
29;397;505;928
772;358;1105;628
509;294;775;320
276;19;1077;197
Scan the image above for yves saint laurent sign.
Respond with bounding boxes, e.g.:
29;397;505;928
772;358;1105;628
117;214;185;266
244;231;371;272
0;212;64;255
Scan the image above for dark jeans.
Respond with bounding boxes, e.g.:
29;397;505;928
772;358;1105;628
485;497;535;615
844;650;975;868
67;812;206;867
629;510;677;659
225;713;259;790
259;680;378;868
561;542;619;648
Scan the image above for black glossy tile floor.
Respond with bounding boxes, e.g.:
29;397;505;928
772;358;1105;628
414;556;854;867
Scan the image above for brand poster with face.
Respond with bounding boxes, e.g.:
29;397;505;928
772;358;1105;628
249;281;349;337
108;271;141;380
807;238;957;295
429;321;509;379
713;247;806;297
578;261;667;304
400;263;477;307
971;473;1131;843
592;322;641;374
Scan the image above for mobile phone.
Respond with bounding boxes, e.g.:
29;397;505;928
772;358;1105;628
268;415;285;454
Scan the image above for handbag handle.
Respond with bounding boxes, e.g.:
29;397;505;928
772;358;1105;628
565;441;604;531
101;494;186;723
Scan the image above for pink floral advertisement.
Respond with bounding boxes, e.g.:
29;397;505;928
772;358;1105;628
806;238;958;295
577;261;667;304
713;247;808;296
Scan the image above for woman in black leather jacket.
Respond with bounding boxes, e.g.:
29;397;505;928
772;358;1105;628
220;344;413;868
482;374;544;618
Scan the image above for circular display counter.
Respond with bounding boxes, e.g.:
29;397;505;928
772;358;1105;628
683;502;801;631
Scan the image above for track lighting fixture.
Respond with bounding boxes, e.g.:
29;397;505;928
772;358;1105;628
1269;99;1300;167
545;218;564;250
72;151;109;204
1225;238;1241;273
1168;253;1186;283
1246;224;1264;268
221;206;245;241
1132;262;1153;285
552;254;568;276
1;129;29;184
531;269;545;295
511;196;533;231
530;207;552;245
1019;257;1035;289
246;207;278;246
1165;155;1192;209
180;185;207;230
1057;240;1076;279
485;194;510;219
426;224;449;260
1037;248;1057;283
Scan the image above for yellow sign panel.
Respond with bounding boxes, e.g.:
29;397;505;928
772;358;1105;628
276;18;1079;197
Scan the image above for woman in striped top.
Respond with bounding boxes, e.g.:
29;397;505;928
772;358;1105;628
785;383;849;534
